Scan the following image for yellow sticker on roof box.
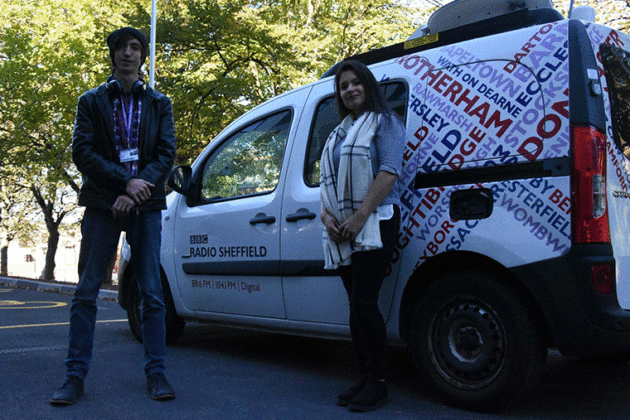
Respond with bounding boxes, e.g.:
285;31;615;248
404;33;439;50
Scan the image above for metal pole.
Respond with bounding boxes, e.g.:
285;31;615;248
149;0;156;88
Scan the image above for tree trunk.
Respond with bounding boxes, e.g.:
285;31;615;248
41;229;59;280
1;243;8;276
30;185;66;281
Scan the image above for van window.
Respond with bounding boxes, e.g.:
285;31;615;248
600;43;630;158
200;110;292;202
304;81;408;186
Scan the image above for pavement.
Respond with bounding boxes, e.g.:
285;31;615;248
0;276;117;301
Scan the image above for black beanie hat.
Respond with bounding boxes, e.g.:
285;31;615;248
107;27;148;67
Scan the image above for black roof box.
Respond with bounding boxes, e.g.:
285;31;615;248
321;0;563;79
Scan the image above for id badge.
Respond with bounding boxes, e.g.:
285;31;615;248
120;148;139;163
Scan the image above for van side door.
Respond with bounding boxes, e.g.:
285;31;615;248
280;72;409;326
171;89;309;317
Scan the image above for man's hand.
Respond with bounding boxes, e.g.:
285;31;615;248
112;195;136;218
126;178;155;206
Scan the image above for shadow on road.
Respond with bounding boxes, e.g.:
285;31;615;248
166;323;630;417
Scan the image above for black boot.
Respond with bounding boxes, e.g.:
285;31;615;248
147;372;176;401
50;375;84;406
348;379;388;412
337;377;368;406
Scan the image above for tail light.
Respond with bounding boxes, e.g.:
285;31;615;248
571;125;610;244
591;263;613;295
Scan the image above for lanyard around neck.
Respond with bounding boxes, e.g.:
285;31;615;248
120;94;134;141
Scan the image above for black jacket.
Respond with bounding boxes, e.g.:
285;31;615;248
72;82;176;211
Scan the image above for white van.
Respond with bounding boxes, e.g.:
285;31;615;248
118;0;630;410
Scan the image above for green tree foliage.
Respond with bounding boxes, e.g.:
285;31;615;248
125;0;298;162
0;168;40;276
126;0;418;163
3;0;630;281
580;0;630;32
0;0;417;279
0;0;135;279
553;0;630;30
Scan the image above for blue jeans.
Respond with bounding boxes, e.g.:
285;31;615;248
65;208;166;380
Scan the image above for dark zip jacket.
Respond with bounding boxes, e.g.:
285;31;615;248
72;82;176;211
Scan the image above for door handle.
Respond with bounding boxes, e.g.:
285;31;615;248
249;213;276;225
285;209;317;222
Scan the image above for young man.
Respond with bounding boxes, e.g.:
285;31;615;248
50;27;177;405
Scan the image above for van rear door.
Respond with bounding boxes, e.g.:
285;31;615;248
594;24;630;309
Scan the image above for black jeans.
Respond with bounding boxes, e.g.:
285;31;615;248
339;206;400;380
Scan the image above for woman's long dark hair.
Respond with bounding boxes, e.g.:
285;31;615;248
334;60;392;121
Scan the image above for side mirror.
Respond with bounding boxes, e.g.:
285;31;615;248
167;165;193;197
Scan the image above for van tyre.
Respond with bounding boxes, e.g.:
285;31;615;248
409;270;547;411
127;279;185;345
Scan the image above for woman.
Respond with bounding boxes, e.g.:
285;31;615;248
320;60;405;412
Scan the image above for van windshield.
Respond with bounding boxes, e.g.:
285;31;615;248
600;43;630;158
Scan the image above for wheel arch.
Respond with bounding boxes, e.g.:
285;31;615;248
118;261;173;310
398;250;551;347
117;260;134;312
119;259;185;344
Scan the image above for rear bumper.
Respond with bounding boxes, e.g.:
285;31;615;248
513;243;630;357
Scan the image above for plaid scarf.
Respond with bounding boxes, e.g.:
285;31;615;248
320;112;383;269
113;93;141;176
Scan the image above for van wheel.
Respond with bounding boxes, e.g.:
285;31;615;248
127;285;143;343
409;270;547;411
127;279;185;345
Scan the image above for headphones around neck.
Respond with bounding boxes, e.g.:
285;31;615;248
106;76;146;96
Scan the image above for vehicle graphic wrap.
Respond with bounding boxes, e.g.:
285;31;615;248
389;21;573;273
